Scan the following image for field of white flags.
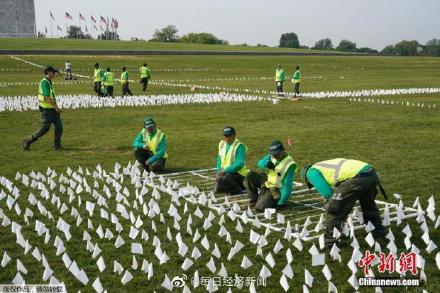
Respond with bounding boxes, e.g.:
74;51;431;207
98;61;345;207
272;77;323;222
0;162;439;292
0;93;265;112
1;90;439;112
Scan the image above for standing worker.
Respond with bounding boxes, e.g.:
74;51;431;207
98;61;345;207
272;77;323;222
65;60;72;80
214;126;249;195
132;117;168;172
103;67;114;98
121;66;133;97
291;66;301;99
93;63;104;97
22;66;63;150
245;141;297;211
301;159;388;246
275;64;286;97
139;63;151;92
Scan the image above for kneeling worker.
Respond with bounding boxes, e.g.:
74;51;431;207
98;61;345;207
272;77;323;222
245;141;296;211
301;158;388;246
133;117;168;172
214;126;249;195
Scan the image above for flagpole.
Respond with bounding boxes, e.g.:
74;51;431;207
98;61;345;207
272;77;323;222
50;16;53;38
65;15;68;38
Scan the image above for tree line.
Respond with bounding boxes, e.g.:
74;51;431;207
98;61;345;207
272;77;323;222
38;24;440;56
147;25;228;45
279;32;440;56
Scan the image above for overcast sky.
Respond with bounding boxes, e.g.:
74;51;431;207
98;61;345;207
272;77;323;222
35;0;440;50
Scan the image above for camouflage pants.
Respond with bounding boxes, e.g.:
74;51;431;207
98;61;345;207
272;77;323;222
324;172;387;244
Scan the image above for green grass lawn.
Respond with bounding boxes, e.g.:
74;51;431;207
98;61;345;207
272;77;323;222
0;53;439;292
1;54;440;97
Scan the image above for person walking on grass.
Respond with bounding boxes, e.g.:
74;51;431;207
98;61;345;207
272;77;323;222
139;63;151;92
103;67;114;97
301;158;388;246
22;66;63;150
245;140;297;211
275;64;286;97
93;63;104;97
132;117;168;173
291;65;301;99
214;126;249;195
65;60;73;80
121;66;133;97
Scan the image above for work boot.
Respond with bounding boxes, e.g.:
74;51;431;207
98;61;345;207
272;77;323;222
22;137;31;150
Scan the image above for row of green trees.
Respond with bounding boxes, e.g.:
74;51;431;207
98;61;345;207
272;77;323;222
149;25;228;45
279;33;377;53
279;32;440;56
41;24;440;56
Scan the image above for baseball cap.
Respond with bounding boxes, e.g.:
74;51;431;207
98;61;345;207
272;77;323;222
300;164;313;189
144;117;156;128
269;140;284;155
223;126;236;136
44;65;59;74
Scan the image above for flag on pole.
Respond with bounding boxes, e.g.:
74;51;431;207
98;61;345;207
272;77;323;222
65;12;73;20
79;14;86;21
91;16;96;23
112;18;119;29
57;25;63;31
50;12;55;20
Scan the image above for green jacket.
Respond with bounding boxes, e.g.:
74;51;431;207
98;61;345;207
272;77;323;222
133;130;167;164
292;70;301;83
275;69;286;82
306;164;372;199
216;143;246;174
257;153;296;205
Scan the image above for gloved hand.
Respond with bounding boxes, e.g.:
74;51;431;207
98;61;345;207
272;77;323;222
276;204;286;211
266;161;275;170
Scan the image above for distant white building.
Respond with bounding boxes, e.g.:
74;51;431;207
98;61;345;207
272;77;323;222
0;0;36;38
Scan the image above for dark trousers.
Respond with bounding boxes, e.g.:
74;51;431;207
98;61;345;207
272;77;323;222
28;107;63;148
244;171;278;211
122;83;133;97
94;82;103;97
324;173;387;244
141;78;149;92
276;81;284;96
66;69;72;79
104;86;114;97
293;82;300;96
214;172;245;195
134;148;166;172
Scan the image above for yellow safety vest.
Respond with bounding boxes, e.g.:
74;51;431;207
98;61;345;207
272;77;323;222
265;155;296;189
275;69;285;82
38;78;55;109
140;67;149;78
94;68;103;82
103;72;114;86
121;71;128;84
312;158;368;186
218;139;249;177
141;128;168;159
